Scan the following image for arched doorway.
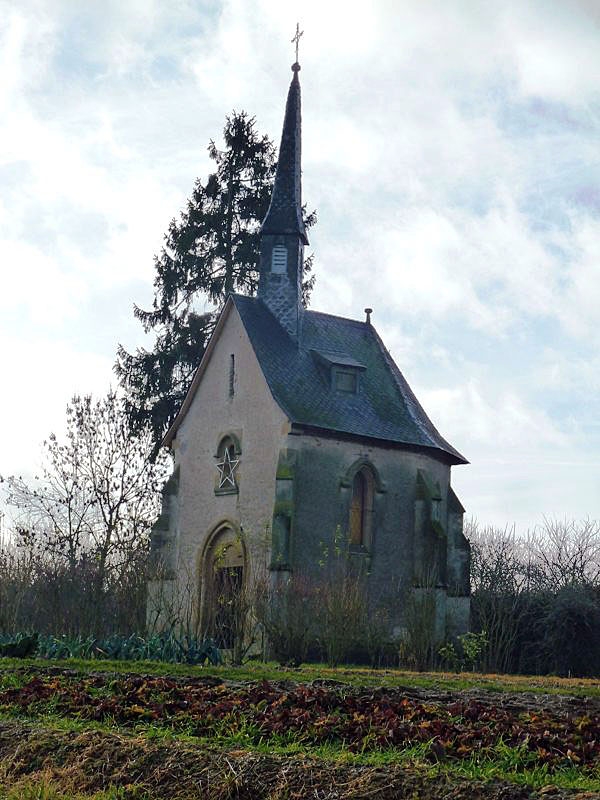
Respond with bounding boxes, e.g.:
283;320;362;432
201;526;246;650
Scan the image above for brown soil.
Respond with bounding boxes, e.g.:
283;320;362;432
0;719;597;800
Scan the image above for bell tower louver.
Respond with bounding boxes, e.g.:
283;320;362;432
258;60;308;340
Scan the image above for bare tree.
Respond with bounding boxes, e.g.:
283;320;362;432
469;517;600;676
2;392;169;632
468;520;537;673
530;518;600;589
0;535;37;634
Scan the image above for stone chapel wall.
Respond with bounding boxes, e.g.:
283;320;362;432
281;432;468;634
151;305;289;633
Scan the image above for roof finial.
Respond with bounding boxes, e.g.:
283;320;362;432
291;22;303;71
364;308;373;325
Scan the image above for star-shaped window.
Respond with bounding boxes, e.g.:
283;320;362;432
215;437;240;494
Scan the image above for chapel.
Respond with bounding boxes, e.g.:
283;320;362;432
148;57;471;648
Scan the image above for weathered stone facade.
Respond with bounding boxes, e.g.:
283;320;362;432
149;60;470;648
148;303;289;634
269;434;470;638
149;339;470;640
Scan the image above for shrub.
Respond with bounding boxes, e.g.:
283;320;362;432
402;586;437;671
540;585;600;677
439;630;488;673
0;631;222;665
254;574;317;666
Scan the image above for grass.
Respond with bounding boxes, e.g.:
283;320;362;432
2;693;600;792
0;711;598;795
1;656;599;696
0;658;599;798
0;780;142;800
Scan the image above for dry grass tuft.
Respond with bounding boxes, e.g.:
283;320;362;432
0;720;587;800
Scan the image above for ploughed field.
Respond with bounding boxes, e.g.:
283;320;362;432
0;662;599;799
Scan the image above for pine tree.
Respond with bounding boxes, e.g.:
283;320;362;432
115;112;315;455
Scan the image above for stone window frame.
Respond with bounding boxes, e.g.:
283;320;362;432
197;519;247;645
349;468;373;548
340;458;386;555
213;432;242;496
228;354;235;398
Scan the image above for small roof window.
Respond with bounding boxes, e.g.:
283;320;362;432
311;349;365;395
310;349;366;371
335;369;358;394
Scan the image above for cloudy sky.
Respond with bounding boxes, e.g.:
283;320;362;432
1;0;599;531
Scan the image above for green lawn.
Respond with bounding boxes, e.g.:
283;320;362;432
1;656;599;695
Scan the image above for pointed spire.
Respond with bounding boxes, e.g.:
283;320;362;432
257;49;308;341
260;63;308;244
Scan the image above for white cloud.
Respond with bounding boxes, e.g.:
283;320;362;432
421;378;598;530
316;195;563;338
422;380;568;451
0;0;599;528
0;238;85;325
0;333;115;478
558;214;600;343
508;1;600;104
534;347;600;395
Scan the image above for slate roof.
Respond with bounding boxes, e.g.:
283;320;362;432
232;294;467;465
260;65;308;244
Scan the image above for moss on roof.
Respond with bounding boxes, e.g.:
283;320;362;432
232;295;467;465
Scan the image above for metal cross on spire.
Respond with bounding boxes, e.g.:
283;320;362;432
291;22;304;63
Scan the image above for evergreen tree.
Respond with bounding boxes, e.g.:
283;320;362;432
116;111;315;456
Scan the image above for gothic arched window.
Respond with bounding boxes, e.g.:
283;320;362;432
349;467;374;549
215;435;240;495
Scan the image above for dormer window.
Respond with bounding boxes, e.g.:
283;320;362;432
334;368;358;394
311;349;366;395
271;245;287;274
